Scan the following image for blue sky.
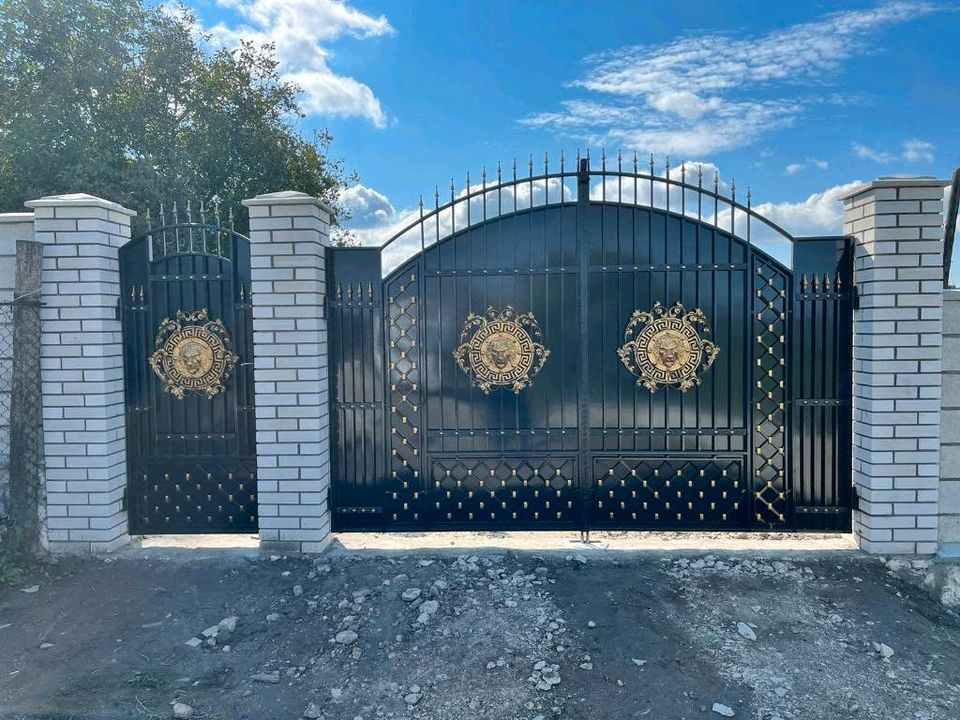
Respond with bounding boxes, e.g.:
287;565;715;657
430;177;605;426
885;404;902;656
192;0;958;246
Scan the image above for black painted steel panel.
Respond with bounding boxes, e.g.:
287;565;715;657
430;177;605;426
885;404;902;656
328;168;853;533
120;225;257;533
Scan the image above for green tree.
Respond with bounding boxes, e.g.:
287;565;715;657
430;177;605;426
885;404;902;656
0;0;355;236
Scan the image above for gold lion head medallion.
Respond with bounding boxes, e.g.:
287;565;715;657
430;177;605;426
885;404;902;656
618;302;719;392
149;309;239;399
454;307;549;394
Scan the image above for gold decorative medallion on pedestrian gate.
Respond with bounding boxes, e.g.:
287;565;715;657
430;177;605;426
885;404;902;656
149;309;239;399
454;307;549;394
618;301;719;392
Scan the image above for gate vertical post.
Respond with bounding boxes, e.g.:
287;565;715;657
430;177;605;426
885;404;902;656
24;193;135;554
242;191;332;553
842;178;949;555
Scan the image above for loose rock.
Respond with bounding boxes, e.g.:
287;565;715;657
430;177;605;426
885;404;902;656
172;702;194;718
251;671;281;684
736;622;757;641
712;702;736;717
335;630;358;645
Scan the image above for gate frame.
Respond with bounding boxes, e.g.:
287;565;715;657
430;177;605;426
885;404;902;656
325;156;854;535
118;213;258;535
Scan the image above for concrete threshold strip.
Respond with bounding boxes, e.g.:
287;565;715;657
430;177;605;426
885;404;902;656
133;530;857;557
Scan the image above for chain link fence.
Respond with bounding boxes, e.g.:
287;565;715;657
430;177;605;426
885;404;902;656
0;294;44;554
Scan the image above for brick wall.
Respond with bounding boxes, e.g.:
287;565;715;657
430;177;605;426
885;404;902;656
242;191;331;553
842;178;948;555
940;290;960;556
25;194;134;553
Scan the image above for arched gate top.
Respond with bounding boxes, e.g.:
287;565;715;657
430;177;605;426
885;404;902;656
378;153;798;278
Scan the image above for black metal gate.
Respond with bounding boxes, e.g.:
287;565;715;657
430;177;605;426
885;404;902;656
120;210;257;533
329;156;853;533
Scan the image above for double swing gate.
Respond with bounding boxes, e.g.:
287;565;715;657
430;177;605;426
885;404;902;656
117;156;852;536
329;157;853;533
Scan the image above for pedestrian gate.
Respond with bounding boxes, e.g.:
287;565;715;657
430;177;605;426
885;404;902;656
328;158;853;533
120;212;257;533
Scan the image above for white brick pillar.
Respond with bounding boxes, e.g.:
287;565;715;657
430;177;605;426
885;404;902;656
842;178;949;555
24;194;135;553
242;191;331;553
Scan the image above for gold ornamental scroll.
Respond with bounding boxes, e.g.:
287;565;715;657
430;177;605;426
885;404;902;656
618;301;719;392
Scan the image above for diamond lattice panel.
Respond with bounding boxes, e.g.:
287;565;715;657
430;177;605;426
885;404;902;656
135;459;257;532
430;457;578;525
592;457;744;526
753;260;788;526
387;272;422;523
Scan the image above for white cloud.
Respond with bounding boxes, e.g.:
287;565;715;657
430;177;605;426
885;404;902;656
903;139;935;163
784;158;829;175
522;3;936;155
852;142;896;163
853;138;936;164
754;181;863;236
206;0;393;127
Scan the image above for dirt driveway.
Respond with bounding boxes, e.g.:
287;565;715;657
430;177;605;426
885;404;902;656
1;539;958;720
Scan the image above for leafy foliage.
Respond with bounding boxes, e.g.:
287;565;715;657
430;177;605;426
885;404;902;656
0;0;356;235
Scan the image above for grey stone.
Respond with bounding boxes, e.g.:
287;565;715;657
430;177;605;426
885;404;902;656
172;702;194;718
218;616;238;633
712;703;735;717
303;702;323;719
335;630;358;645
736;622;757;641
251;671;281;684
401;588;422;602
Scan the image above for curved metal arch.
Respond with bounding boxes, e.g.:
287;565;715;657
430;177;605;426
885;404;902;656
377;156;797;277
133;222;249;262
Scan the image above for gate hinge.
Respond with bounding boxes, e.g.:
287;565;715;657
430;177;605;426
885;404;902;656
115;297;122;321
851;283;860;310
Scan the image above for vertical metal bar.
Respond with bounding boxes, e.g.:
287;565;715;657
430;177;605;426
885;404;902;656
576;157;591;534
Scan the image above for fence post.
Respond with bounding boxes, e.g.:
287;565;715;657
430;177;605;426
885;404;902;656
842;177;949;555
242;191;332;553
25;193;135;554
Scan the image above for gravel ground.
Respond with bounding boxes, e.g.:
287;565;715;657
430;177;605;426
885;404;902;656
0;546;958;720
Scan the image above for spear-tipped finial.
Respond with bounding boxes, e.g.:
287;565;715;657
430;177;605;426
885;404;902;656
228;206;235;229
171;201;179;223
199;200;206;225
145;207;152;230
186;199;192;223
746;187;752;206
649;153;655;174
497;160;502;184
481;165;487;187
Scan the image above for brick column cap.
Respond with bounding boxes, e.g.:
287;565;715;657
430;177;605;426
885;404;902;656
242;190;333;213
839;176;949;201
25;193;136;217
